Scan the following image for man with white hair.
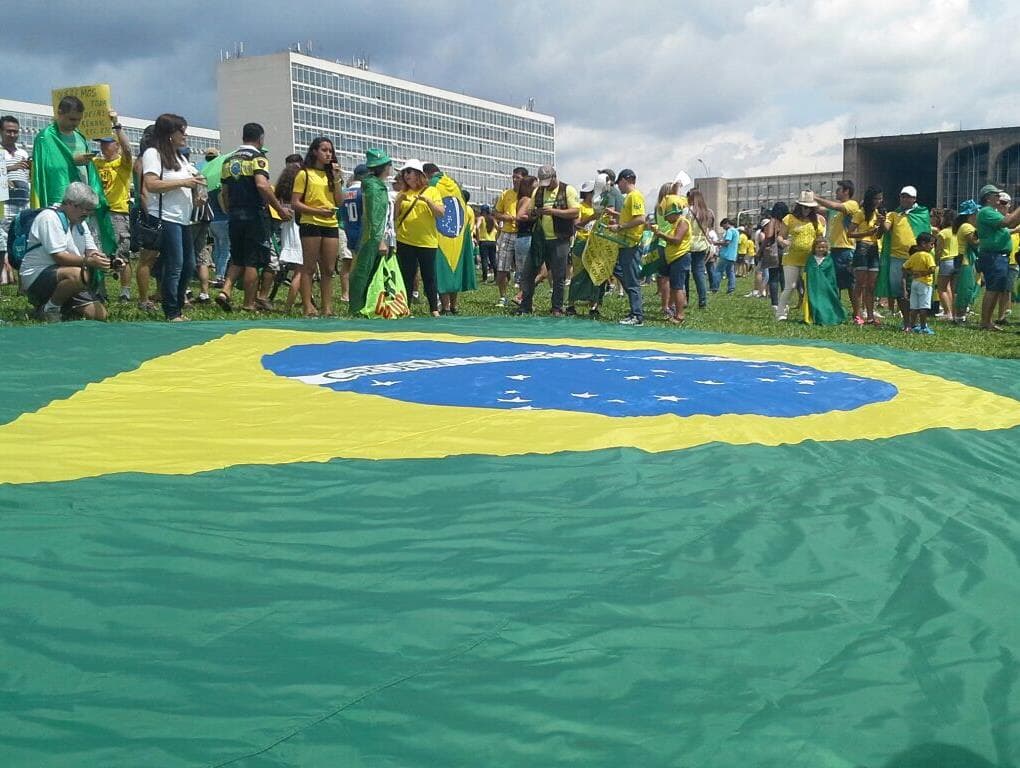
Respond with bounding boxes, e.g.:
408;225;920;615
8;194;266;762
19;181;110;322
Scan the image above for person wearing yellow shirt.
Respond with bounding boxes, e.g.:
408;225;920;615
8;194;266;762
650;200;691;324
776;191;826;321
492;166;527;306
736;227;752;277
814;179;859;314
606;168;646;325
291;137;343;317
903;232;937;334
517;165;579;316
848;186;884;325
935;208;960;322
394;158;446;317
475;204;498;283
92;113;133;300
881;185;929;330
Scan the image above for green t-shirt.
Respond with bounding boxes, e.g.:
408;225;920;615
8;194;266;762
977;205;1012;253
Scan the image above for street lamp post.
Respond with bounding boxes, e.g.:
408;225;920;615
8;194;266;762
697;158;711;177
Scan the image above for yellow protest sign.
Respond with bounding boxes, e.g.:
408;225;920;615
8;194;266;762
51;84;113;140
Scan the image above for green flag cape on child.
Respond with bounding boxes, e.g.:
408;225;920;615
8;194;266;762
31;123;117;256
430;172;477;294
877;205;930;298
802;253;847;325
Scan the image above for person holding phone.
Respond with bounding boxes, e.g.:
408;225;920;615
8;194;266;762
291;137;343;317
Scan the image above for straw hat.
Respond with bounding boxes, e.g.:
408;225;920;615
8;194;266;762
795;190;818;207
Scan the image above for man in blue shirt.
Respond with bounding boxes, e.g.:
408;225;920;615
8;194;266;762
339;164;367;302
713;218;739;294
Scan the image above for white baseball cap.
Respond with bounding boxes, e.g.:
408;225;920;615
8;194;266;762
580;180;595;193
400;158;424;173
900;185;918;197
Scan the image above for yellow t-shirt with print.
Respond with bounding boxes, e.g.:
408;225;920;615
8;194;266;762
619;189;646;246
575;201;595;242
903;250;936;286
293;168;338;227
93;153;133;214
782;213;823;268
828;199;859;250
887;209;917;259
496;188;518;234
850;207;880;245
396;186;443;248
663;216;692;263
936;226;958;261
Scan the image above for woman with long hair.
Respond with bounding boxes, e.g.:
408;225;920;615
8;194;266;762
934;204;959;322
759;202;788;313
291;137;343;317
776;191;825;321
141;113;205;321
848;185;884;324
394;159;446;316
685;188;715;308
271;161;304;312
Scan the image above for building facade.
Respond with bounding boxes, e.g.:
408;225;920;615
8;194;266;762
217;52;555;204
844;126;1020;213
0;98;220;156
692;171;844;225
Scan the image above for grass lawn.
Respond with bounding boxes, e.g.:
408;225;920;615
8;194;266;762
3;269;1019;359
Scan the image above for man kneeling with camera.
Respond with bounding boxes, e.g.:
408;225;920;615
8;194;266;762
19;181;111;322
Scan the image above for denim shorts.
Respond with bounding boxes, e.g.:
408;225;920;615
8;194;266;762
668;253;692;291
938;259;957;278
887;257;906;298
852;242;880;271
977;252;1010;292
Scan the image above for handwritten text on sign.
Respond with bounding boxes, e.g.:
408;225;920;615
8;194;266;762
51;84;113;141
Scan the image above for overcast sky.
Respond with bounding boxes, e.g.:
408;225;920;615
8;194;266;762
5;0;1018;194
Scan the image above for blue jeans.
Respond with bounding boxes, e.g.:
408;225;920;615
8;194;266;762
157;221;195;320
686;250;709;307
210;219;231;278
613;245;643;319
714;258;736;293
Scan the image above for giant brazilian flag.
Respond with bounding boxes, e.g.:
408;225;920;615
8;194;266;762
430;172;477;294
3;319;1020;767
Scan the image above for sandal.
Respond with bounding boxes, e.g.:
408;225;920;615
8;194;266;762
215;292;232;313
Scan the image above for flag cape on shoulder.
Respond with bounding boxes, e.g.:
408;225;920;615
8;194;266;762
30;123;116;255
802;254;847;325
955;236;980;313
430;172;477;294
877;205;930;298
349;174;390;316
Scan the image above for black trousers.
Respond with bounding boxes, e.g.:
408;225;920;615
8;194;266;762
396;242;438;313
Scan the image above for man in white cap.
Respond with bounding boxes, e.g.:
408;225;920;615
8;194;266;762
881;185;928;330
516;164;578;316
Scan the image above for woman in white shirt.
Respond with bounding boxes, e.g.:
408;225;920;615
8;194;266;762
141;113;206;321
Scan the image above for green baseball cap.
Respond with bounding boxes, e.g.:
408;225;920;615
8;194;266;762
366;148;392;168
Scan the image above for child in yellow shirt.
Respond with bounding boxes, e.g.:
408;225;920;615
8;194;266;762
903;232;937;334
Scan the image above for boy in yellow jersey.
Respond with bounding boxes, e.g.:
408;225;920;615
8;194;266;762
606;168;646;325
492;166;527;306
903;232;937;334
92;112;133;300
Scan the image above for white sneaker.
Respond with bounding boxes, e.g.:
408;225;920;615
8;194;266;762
497;297;507;307
618;315;643;326
41;304;62;323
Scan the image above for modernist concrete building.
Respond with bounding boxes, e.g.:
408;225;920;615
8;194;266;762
217;51;555;203
0;98;220;156
843;126;1020;212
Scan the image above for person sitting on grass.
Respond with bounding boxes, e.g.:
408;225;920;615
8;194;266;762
19;181;110;322
903;232;937;334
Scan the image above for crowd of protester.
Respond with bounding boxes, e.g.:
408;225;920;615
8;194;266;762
3;98;1019;333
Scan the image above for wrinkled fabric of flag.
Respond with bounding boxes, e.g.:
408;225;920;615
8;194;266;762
2;319;1020;768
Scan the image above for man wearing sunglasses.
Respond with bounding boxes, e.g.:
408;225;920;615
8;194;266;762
19;181;110;322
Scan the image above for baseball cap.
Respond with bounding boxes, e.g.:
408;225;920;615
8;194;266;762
617;168;636;182
353;163;369;178
979;183;1002;200
97;136;116;144
1000;192;1012;203
400;158;424;173
899;185;918;197
536;164;556;187
579;180;595;193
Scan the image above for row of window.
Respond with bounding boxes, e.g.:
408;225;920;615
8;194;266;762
291;84;554;153
293;114;552;171
292;64;553;137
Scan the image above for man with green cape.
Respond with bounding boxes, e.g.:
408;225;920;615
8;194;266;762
31;95;117;257
878;185;929;330
349;149;408;317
